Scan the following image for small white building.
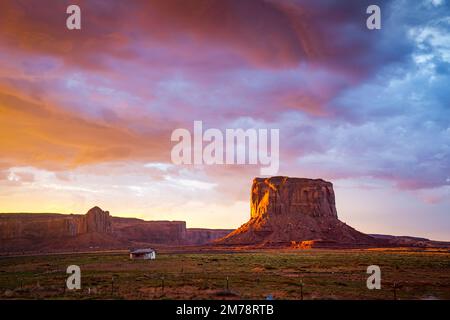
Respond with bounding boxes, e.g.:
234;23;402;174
129;248;156;260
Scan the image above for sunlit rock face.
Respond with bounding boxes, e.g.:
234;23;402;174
251;177;338;219
218;176;375;246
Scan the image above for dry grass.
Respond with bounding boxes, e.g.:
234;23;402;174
0;248;449;300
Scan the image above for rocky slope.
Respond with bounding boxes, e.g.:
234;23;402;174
217;176;377;246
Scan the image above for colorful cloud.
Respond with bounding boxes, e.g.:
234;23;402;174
0;0;449;239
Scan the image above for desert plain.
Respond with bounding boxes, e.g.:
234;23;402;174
1;247;449;300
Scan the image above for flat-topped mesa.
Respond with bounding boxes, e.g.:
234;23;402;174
0;205;232;253
218;176;376;246
0;206;113;241
251;177;337;220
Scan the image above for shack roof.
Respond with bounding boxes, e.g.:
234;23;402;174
130;248;155;254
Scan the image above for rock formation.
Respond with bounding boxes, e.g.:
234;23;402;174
1;183;446;254
0;207;112;241
84;206;113;233
185;228;233;245
0;207;233;254
111;220;232;245
218;176;376;246
112;218;187;244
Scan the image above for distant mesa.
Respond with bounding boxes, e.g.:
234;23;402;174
0;206;231;254
0;206;113;240
217;176;378;247
0;177;448;255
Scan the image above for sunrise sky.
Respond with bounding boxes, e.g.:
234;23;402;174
0;0;449;240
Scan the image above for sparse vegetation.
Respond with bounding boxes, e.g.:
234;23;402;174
0;248;449;300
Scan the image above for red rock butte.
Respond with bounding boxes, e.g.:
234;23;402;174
217;176;376;247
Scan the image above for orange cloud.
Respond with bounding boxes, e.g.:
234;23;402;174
0;85;171;171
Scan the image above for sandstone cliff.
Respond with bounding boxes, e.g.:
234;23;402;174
85;206;112;233
218;176;376;246
0;206;112;241
112;218;187;244
185;228;234;245
0;207;231;254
